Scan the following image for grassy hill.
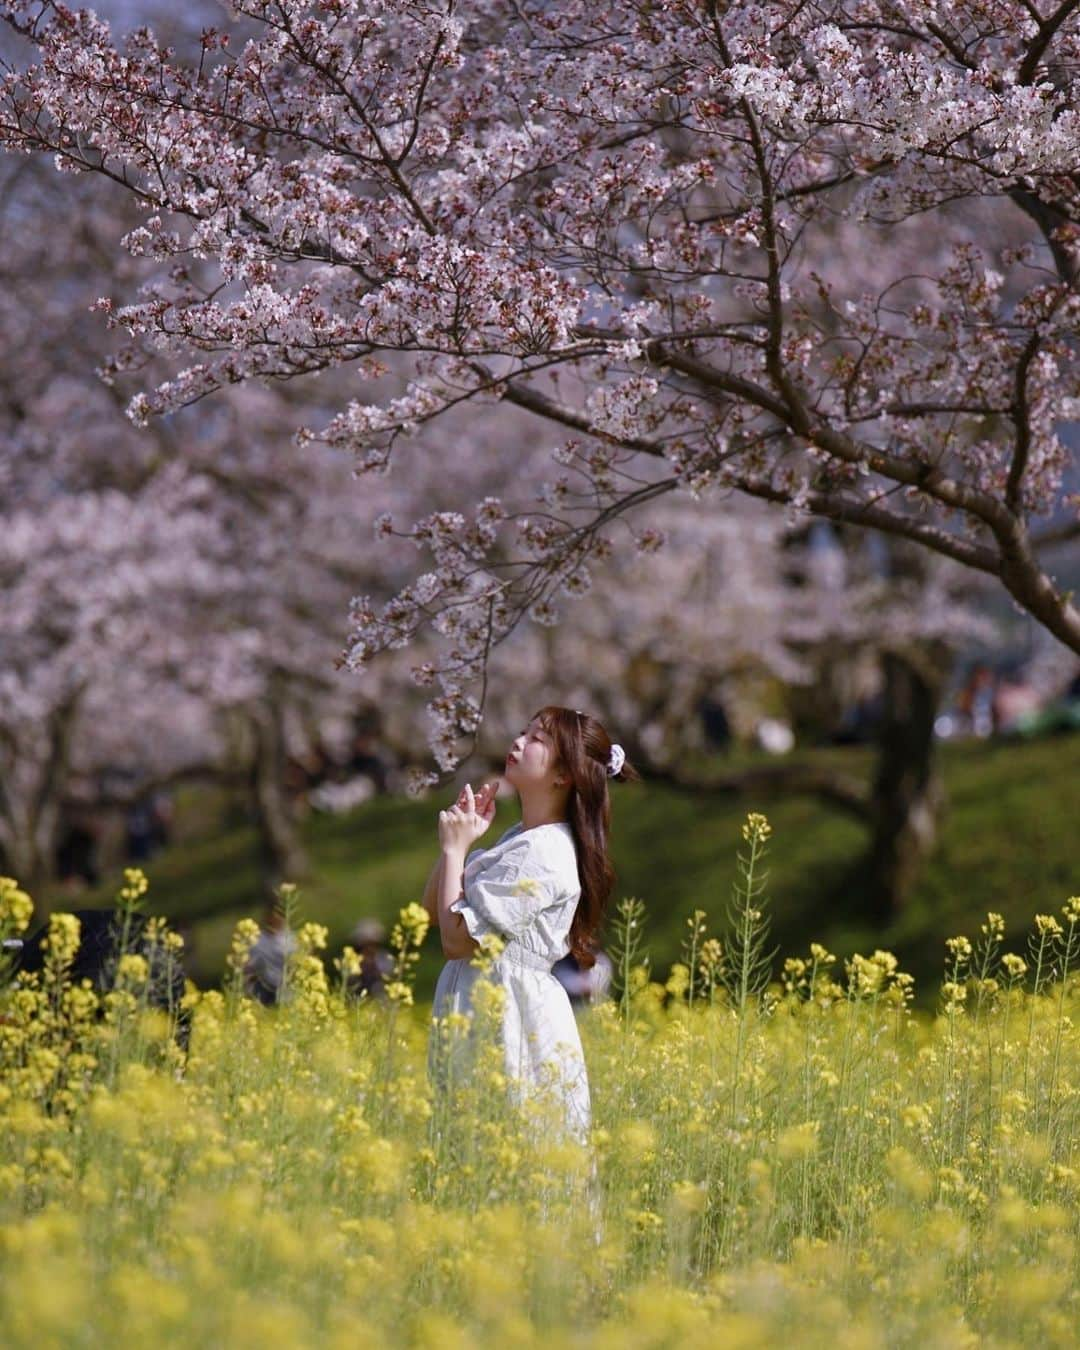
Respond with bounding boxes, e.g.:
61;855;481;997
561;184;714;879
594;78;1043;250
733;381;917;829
42;732;1080;1007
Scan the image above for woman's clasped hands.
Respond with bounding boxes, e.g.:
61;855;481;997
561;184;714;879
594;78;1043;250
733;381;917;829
438;780;498;853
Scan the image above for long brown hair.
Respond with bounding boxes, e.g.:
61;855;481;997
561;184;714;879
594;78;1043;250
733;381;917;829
531;705;639;969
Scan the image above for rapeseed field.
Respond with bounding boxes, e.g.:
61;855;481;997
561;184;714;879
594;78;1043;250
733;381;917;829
1;815;1078;1347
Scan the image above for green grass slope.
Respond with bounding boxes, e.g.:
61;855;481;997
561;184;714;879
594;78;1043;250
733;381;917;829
44;733;1080;1007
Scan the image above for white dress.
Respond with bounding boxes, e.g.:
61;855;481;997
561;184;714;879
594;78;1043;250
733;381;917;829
427;820;592;1144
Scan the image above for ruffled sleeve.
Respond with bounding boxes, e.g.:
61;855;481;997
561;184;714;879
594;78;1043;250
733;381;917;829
450;835;563;943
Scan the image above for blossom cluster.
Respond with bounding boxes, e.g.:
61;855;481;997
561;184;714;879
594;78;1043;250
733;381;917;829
2;0;1079;779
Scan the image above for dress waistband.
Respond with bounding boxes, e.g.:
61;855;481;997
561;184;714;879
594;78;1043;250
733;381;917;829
496;944;555;973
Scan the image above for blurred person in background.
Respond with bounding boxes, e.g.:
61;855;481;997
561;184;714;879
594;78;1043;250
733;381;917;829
552;949;613;1007
10;908;191;1049
956;663;999;738
125;790;173;862
243;902;298;1005
343;917;393;1002
55;810;101;891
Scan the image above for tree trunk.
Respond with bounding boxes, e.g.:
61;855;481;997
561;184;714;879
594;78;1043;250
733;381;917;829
248;699;309;901
0;689;83;913
862;644;950;922
0;823;53;900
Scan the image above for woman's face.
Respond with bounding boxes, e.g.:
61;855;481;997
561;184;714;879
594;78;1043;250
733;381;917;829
504;717;561;789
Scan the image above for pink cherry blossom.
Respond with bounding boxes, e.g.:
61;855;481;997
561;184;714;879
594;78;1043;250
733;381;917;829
1;0;1077;782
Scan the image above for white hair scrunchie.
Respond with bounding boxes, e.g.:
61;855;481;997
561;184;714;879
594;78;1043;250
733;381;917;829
607;742;625;778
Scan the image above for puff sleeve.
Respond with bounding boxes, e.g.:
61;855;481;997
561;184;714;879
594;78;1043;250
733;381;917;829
450;835;563;943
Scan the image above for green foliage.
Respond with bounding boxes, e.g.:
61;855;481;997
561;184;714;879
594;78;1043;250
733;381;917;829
609;895;649;1029
719;812;779;1017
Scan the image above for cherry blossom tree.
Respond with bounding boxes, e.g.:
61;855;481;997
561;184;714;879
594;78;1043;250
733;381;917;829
476;497;998;916
2;1;1077;908
368;386;998;916
0;154;391;899
2;0;1078;788
0;156;246;890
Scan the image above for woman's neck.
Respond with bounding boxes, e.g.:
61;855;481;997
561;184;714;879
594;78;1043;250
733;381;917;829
518;787;569;831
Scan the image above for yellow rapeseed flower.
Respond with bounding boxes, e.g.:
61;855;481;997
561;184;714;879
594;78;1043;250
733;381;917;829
398;902;430;945
117;868;149;906
665;963;690;1000
296;921;329;954
885;1146;931;1201
741;812;772;844
384;981;414;1007
670;1180;707;1216
0;877;33;937
941;980;968;1011
335;945;363;981
225;918;261;976
115;953;149;989
469;932;505;975
617;1120;657;1165
698;938;724;978
43;913;81;971
776;1121;819;1161
1001;953;1027;980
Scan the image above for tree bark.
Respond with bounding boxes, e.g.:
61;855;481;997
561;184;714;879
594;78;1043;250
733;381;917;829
247;697;310;901
0;689;83;907
644;638;952;922
861;643;950;922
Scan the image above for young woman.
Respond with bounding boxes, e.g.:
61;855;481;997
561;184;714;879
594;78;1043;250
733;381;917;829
423;705;637;1144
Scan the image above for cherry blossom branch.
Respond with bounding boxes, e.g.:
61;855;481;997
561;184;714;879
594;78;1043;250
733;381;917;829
1031;518;1080;550
1018;0;1080;84
724;477;999;574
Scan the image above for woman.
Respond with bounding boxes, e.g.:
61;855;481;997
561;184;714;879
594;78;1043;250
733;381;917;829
423;705;636;1144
